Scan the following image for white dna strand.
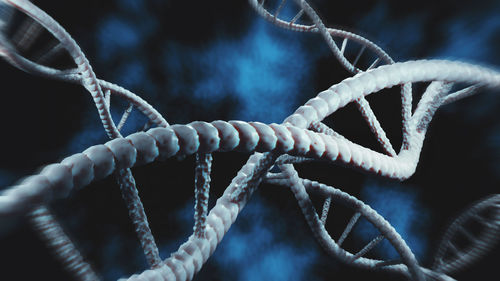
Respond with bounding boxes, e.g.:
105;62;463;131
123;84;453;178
0;0;498;280
431;195;500;276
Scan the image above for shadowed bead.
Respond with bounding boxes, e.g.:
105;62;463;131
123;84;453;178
165;258;186;281
379;157;389;176
304;129;325;158
284;113;307;128
295;105;319;125
417;61;437;80
249;122;277;152
61;153;94;190
207;214;224;242
345;77;365;99
373;66;390;91
393;63;411;83
228;121;259;152
319;134;339;161
0;194;24;215
141;269;164;281
105;138;137;170
126;132;159;166
171;125;200;156
8;175;52;205
434;65;451;81
192;237;211;262
370;155;381;174
146;128;179;160
211;120;239;152
453;62;472;81
320;89;340;114
337;140;351;164
386;158;396;178
189;121;220;153
83;145;115;180
212;204;232;233
204;226;218;255
217;196;239;223
349;145;363;167
269;123;294;153
172;250;195;281
357;72;377;95
360;149;373;171
385;63;403;85
305;97;329;120
180;240;203;272
40;164;73;198
286;126;311;155
332;82;352;108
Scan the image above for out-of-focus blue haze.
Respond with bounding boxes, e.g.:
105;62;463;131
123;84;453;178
356;180;430;260
0;0;498;280
162;19;318;123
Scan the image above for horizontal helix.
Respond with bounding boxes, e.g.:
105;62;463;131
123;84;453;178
0;120;419;217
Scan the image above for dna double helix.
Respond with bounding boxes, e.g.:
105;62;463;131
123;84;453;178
0;0;498;280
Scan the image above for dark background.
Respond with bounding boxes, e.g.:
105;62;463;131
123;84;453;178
0;0;499;280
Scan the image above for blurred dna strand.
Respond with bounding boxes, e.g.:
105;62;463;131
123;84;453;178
0;0;498;280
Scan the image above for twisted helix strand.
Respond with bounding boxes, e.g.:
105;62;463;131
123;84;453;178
246;4;415;258
432;194;500;275
0;0;168;271
272;82;452;281
249;0;414;153
249;0;481;152
264;171;457;281
28;206;100;281
0;1;499;280
99;59;500;280
0;58;498;280
0;0;168;128
248;0;394;72
1;0;119;138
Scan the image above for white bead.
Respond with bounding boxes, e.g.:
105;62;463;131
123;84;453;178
295;105;319;125
306;97;329;120
284;113;307;128
40;164;73;198
171;125;200;156
211;120;239;152
180;240;203;272
337;140;352;164
189;121;220;153
171;249;195;281
304;129;325;158
206;214;224;242
82;145;115;180
249;122;277;152
105;138;137;169
126;133;159;166
286;126;311;156
228;121;259;152
147;128;179;160
165;258;186;281
61;153;94;190
320;134;339;161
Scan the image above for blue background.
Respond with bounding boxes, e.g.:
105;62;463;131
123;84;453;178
0;0;499;280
